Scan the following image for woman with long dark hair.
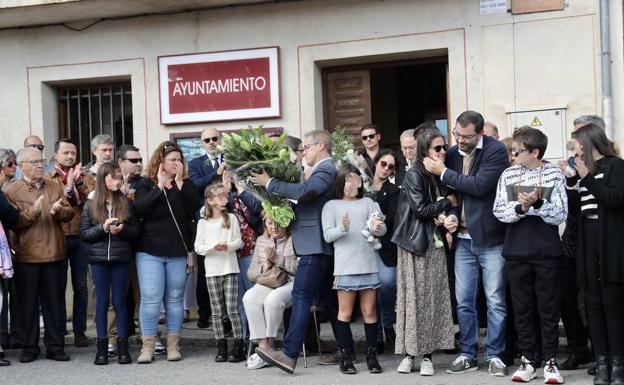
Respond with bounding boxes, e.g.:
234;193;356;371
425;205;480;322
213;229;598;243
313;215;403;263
134;141;201;363
391;128;458;376
80;162;139;365
568;123;624;384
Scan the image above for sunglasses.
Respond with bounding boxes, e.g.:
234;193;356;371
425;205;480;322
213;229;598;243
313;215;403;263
162;142;180;154
203;136;220;143
4;161;15;168
511;147;530;157
26;144;45;151
431;144;448;153
361;134;377;141
124;158;142;164
378;160;395;171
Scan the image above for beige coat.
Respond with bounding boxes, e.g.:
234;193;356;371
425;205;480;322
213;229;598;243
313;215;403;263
247;234;298;284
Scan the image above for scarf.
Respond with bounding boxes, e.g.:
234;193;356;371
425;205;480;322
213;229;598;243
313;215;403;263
0;221;13;278
54;163;81;205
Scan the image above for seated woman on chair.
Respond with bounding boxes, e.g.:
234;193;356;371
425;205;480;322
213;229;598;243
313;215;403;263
243;212;298;369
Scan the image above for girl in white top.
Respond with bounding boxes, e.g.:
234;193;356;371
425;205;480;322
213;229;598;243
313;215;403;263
194;181;245;362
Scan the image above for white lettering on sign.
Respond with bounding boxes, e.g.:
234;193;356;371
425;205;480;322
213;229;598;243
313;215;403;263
172;76;267;96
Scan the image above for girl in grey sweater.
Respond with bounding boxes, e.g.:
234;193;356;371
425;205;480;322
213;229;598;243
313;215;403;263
321;164;386;375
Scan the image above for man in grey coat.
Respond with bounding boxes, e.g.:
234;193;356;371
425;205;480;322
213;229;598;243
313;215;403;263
250;129;337;373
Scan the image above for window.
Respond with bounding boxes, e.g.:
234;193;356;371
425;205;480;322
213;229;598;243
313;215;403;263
58;82;133;164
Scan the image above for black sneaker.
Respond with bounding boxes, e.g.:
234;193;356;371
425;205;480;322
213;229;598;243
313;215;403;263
446;355;478;374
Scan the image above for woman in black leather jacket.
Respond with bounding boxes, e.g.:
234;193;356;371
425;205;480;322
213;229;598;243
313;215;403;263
80;162;139;366
391;128;458;376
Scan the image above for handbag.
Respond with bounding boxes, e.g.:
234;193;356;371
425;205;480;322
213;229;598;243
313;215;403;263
163;190;196;274
256;265;288;289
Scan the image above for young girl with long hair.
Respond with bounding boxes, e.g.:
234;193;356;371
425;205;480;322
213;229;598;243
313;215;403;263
194;181;245;363
80;162;139;365
321;163;386;374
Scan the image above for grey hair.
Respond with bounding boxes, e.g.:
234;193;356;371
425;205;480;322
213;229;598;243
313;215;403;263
0;149;16;167
400;129;415;141
304;130;333;153
90;134;113;151
573;115;606;130
16;147;42;163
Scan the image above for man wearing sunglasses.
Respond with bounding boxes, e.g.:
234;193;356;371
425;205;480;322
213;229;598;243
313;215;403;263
48;138;96;349
359;124;382;177
424;110;510;377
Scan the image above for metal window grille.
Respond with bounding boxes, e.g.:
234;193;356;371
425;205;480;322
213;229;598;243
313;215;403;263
58;82;133;164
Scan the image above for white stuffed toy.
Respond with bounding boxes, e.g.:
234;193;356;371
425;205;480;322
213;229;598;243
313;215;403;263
361;211;385;250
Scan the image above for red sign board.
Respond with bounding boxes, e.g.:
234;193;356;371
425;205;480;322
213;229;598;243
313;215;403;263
159;47;280;124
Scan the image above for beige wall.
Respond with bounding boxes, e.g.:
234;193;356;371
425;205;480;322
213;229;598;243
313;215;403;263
0;0;621;158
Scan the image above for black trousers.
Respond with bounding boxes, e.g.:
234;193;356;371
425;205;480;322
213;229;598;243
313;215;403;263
507;258;561;363
583;219;624;357
0;277;21;345
559;256;589;355
196;254;212;321
14;261;65;355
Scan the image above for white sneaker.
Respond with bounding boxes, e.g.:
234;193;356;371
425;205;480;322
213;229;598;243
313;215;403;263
543;358;564;384
247;353;269;370
511;356;537;382
419;357;434;376
397;355;415;373
154;340;166;355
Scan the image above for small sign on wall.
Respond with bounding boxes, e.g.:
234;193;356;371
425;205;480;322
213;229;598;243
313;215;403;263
159;47;281;125
480;0;508;15
507;107;567;160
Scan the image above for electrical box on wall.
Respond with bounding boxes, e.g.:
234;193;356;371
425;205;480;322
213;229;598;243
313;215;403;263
507;107;567;160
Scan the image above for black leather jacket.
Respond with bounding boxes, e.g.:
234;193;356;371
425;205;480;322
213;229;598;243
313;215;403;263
391;164;452;256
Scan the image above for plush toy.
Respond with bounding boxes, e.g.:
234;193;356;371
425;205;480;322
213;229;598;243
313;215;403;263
361;211;385;250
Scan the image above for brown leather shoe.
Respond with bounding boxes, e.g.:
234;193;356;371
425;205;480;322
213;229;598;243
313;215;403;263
255;347;296;374
74;332;90;348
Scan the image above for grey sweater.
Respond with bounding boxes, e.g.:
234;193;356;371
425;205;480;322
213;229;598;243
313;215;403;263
322;197;386;276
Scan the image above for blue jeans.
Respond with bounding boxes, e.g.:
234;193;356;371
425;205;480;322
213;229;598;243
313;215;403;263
454;238;507;360
58;236;89;336
91;262;130;338
136;252;188;336
283;254;325;361
375;254;397;341
237;255;253;339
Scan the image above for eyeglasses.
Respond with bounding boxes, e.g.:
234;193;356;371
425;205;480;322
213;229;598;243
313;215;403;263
25;144;44;151
303;142;320;151
124;158;142;164
203;136;220;143
452;130;478;141
294;148;304;153
431;144;448;153
378;160;395;171
511;147;530;157
20;159;46;165
361;134;377;141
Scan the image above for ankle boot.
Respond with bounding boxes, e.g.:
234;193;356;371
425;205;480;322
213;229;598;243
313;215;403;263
611;356;624;385
215;339;228;362
339;347;357;374
594;355;610;385
117;338;132;364
94;338;108;365
137;336;156;364
166;333;182;361
228;339;246;362
366;346;382;373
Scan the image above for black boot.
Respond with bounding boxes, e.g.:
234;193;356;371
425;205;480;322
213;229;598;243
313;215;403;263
339;347;357;374
228;339;245;363
384;327;396;346
366;346;382;373
215;339;228;362
559;350;591;370
94;338;108;365
117;338;132;364
593;355;610;385
611;356;624;385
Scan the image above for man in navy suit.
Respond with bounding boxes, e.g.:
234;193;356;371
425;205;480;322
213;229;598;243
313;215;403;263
188;127;225;328
249;129;337;374
424;111;510;377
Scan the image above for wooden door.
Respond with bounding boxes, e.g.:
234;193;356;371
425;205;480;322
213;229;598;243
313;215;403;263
324;70;371;137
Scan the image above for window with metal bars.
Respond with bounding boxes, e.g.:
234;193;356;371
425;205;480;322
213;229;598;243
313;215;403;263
58;82;133;164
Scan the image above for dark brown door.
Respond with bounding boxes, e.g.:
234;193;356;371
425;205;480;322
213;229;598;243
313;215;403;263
324;70;371;136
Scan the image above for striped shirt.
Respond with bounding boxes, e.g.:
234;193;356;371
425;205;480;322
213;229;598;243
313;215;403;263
580;158;605;219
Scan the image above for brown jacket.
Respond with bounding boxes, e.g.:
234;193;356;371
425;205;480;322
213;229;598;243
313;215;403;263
47;167;95;236
247;234;298;284
3;179;75;263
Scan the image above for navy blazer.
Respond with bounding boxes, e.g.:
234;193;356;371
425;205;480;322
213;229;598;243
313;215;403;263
442;135;509;248
267;157;337;256
188;154;221;197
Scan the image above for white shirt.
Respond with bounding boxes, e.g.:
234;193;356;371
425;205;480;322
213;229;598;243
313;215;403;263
194;213;243;277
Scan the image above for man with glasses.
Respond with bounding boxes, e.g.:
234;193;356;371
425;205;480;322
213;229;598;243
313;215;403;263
3;147;75;363
48;138;95;348
423;110;510;377
16;135;52;179
359;124;382;177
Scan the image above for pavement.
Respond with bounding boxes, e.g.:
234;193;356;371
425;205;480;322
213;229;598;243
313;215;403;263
0;318;596;385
